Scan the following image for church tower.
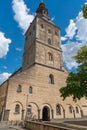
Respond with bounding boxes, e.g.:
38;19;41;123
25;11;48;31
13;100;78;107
22;2;62;71
1;2;85;122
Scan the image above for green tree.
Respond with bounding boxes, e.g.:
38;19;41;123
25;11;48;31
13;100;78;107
60;46;87;101
83;4;87;19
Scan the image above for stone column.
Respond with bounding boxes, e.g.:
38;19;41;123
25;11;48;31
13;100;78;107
73;110;75;118
63;109;65;118
80;110;83;118
51;109;54;119
21;110;25;120
38;109;41;120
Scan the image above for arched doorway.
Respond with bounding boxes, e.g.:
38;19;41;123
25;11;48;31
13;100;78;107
42;106;50;121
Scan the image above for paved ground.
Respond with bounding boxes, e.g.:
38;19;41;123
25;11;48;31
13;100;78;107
0;126;26;130
0;122;26;130
0;127;14;130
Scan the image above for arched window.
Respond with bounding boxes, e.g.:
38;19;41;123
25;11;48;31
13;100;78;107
27;105;31;114
49;74;54;84
41;24;44;29
48;29;51;34
56;105;61;115
15;104;20;113
69;106;72;113
29;86;32;94
48;52;53;61
48;38;51;45
76;107;79;113
17;85;22;92
55;31;58;36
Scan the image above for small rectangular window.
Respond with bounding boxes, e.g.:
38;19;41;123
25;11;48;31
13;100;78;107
17;85;22;93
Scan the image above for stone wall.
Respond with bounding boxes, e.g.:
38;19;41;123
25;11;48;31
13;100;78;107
25;121;75;130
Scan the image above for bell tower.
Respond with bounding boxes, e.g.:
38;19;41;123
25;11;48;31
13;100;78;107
36;2;48;17
22;2;63;71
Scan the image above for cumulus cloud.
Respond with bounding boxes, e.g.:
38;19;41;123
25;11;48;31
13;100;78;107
65;19;77;39
76;11;87;42
62;9;87;71
62;41;82;70
12;0;34;33
61;19;77;41
0;32;11;58
0;72;11;84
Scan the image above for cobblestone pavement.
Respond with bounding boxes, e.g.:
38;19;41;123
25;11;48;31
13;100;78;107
0;122;26;130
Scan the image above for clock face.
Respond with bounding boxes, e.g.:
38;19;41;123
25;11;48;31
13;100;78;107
83;4;87;19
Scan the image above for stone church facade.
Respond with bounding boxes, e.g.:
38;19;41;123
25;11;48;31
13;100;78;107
0;2;87;121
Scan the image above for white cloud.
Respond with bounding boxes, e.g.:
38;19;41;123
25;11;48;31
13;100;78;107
0;32;11;58
61;37;67;41
62;41;82;70
16;48;22;51
85;2;87;4
62;9;87;71
51;17;55;21
65;19;77;39
62;19;77;41
12;0;34;33
0;72;11;85
76;11;87;42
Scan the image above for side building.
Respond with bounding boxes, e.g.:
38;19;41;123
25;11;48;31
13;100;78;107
0;2;87;121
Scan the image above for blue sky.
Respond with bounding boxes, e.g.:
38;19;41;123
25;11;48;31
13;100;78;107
0;0;87;84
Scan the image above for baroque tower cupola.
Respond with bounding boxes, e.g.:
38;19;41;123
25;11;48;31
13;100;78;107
36;2;48;17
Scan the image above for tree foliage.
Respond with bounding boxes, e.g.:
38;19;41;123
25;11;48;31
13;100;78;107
60;46;87;101
83;4;87;19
